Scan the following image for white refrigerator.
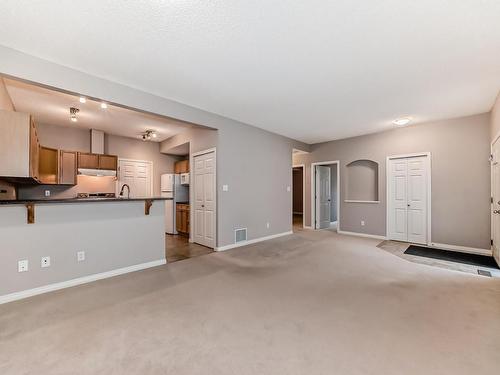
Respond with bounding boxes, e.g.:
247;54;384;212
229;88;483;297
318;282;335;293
161;174;189;234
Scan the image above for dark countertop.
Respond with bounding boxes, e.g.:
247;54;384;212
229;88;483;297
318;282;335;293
0;197;172;205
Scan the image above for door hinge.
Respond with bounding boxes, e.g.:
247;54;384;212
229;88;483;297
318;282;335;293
491;197;494;204
491;239;494;246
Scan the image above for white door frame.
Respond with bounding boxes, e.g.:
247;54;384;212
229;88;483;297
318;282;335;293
386;152;432;245
292;164;306;228
490;132;500;257
310;160;340;230
116;158;154;197
190;147;217;247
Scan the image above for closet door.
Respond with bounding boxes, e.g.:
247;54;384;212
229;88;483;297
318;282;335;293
387;156;429;244
388;158;408;241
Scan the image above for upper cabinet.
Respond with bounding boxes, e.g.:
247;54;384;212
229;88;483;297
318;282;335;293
174;160;189;174
98;154;118;170
39;146;59;184
78;152;99;169
59;151;77;185
0;110;39;181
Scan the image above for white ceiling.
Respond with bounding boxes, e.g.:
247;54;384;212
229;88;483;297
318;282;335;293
3;78;194;142
0;1;499;144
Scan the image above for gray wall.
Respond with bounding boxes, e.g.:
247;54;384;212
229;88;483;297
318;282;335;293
0;201;165;297
0;46;310;249
295;113;491;249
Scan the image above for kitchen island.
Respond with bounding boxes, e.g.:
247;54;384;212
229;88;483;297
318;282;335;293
0;197;169;303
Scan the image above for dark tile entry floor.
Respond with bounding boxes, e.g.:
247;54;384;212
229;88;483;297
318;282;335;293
404;245;499;269
165;234;214;263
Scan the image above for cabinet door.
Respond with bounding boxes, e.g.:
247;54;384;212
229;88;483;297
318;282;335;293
39;146;59;184
174;160;190;174
78;152;99;169
99;154;118;170
176;206;183;232
29;118;40;180
59;151;77;185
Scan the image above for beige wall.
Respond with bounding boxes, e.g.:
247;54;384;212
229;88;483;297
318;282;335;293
0;78;14;111
492;92;500;141
294;113;491;250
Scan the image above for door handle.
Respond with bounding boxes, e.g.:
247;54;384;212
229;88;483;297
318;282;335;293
202;204;205;208
494;210;500;214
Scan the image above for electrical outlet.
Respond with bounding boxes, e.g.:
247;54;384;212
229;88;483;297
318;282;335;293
77;251;85;262
266;222;270;229
286;186;291;192
361;220;365;226
41;256;51;268
18;260;29;272
44;190;51;197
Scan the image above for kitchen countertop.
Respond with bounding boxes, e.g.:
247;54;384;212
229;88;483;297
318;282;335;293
0;197;172;205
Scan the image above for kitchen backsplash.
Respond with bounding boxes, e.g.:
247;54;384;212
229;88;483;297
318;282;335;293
17;176;116;200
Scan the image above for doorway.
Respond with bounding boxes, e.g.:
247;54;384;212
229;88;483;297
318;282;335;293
311;161;340;231
292;164;305;231
386;153;431;245
491;137;500;265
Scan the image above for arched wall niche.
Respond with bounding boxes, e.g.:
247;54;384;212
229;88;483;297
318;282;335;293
345;159;379;202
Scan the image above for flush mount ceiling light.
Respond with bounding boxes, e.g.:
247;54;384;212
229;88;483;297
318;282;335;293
100;102;108;109
141;130;157;141
393;117;411;126
70;107;80;122
79;97;86;104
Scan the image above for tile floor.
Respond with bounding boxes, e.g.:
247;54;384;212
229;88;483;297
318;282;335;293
165;234;214;263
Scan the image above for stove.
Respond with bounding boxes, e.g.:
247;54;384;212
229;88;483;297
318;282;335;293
77;192;116;199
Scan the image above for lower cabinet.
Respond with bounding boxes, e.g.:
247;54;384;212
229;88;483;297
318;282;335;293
176;203;190;234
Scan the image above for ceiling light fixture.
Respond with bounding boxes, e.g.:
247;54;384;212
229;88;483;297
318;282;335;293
393;117;411;126
101;102;108;109
141;130;157;141
70;107;80;122
79;97;86;104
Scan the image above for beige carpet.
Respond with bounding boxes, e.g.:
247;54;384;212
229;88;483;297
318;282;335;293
1;230;500;375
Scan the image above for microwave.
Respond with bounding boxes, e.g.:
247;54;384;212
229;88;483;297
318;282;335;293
180;173;190;185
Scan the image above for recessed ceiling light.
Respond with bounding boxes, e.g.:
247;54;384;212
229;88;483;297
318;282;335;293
393;117;411;126
101;102;108;109
79;97;86;104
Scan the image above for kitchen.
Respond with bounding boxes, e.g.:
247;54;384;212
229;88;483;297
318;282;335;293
0;76;216;301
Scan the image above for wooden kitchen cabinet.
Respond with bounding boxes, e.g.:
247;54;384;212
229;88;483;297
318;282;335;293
174;160;189;174
98;154;118;170
176;203;190;234
39;146;59;184
59;150;77;185
0;110;40;181
78;152;99;169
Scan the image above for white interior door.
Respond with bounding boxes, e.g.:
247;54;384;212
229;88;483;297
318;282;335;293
492;139;500;264
117;159;152;198
194;151;215;248
315;165;331;229
388;155;429;245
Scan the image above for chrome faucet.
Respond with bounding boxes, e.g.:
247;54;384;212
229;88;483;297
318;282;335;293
119;184;130;199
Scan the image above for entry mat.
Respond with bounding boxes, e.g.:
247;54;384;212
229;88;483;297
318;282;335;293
404;245;499;269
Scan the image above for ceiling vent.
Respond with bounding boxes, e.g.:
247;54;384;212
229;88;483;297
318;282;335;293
234;228;247;243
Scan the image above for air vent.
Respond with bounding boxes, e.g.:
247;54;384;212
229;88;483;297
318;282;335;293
234;228;247;243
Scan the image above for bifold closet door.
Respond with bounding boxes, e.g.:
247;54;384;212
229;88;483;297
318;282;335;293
388;156;428;245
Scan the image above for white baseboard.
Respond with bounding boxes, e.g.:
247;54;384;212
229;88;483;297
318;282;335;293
0;259;166;305
337;230;387;240
216;231;293;251
430;242;492;256
303;225;313;229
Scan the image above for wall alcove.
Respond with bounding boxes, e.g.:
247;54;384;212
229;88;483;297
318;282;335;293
345;159;379;202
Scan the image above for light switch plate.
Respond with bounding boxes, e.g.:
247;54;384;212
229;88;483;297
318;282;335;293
286;186;291;192
222;185;229;192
